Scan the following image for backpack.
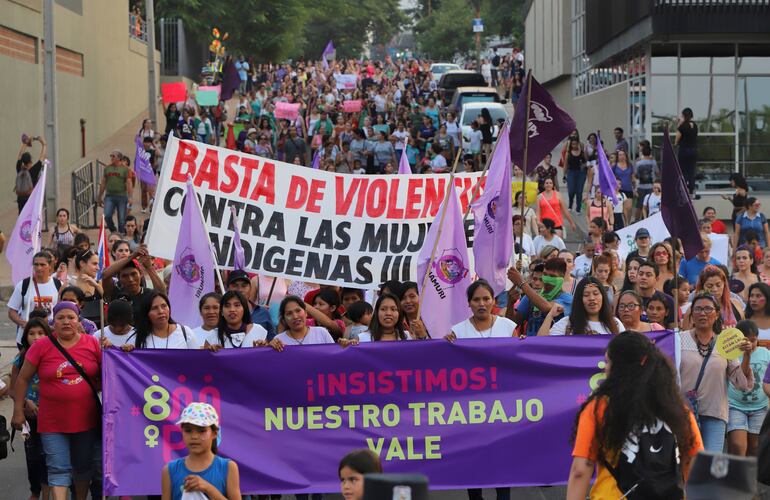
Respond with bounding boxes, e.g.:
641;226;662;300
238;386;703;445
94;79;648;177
492;55;501;67
20;277;63;314
606;419;683;499
14;168;34;197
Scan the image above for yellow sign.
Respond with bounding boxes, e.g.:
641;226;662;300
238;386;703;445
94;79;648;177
716;328;745;361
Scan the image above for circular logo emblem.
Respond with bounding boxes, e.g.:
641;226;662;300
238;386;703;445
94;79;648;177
56;360;84;386
486;195;499;220
20;220;33;243
433;250;469;285
175;249;201;284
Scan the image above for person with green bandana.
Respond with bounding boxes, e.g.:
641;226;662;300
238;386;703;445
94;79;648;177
507;258;573;337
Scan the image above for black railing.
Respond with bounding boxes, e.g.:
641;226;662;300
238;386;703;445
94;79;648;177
71;160;103;229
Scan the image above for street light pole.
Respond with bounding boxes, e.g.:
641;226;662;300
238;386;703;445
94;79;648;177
146;0;158;125
43;0;59;219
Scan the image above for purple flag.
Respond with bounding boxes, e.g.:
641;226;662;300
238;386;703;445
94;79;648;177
220;59;240;101
472;122;513;295
595;133;619;205
134;135;157;186
6;163;46;283
322;40;335;70
661;125;704;259
311;149;321;169
102;331;676;496
230;206;246;271
509;73;576;174
168;178;217;328
417;179;472;338
397;140;411;174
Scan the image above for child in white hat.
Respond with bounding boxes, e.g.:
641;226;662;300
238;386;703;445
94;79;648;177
161;402;241;500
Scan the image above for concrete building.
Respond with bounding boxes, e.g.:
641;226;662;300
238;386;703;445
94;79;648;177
524;0;770;179
0;0;160;222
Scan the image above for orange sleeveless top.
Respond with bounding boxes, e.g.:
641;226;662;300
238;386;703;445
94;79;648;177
538;190;563;227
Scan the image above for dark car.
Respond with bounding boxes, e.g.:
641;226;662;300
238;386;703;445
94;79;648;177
438;70;487;103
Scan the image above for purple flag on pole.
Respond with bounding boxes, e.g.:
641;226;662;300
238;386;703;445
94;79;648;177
168;178;217;328
472;122;513;295
134;135;157;186
230;206;246;271
220;59;240;101
398;140;411;174
595;132;619;205
311;149;321;169
509;73;576;174
6;163;46;283
322;40;335;70
417;180;472;338
661;125;704;259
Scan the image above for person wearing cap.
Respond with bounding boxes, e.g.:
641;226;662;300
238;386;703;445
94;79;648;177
226;270;276;341
162;402;241;500
11;301;102;500
244;127;258;153
679;235;721;286
624;227;652;266
102;243;166;321
97;149;131;234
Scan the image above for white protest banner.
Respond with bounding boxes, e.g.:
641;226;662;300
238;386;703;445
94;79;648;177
616;212;670;260
709;233;728;266
146;136;484;287
335;74;357;90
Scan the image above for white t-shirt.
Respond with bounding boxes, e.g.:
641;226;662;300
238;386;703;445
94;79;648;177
358;330;412;342
451;317;517;339
205;324;267;348
549;317;624;336
533;235;567;255
468;130;483;151
573;254;593;279
274;326;334;346
644;192;661;216
430;154;448;172
94;326;135;347
125;324;200;349
8;277;60;344
513;233;535;256
191;326;216;346
392;130;409;150
445;121;461;147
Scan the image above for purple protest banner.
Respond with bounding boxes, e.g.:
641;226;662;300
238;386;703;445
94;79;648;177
103;331;676;496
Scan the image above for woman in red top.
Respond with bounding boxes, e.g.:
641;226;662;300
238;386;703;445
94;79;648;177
536;178;576;237
12;301;101;500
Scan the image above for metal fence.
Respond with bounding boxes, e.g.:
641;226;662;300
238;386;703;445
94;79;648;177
71;160;102;229
129;14;148;43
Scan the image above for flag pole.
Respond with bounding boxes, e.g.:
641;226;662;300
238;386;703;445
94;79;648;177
415;160;462;321
188;178;226;292
518;71;534;262
463;120;508;221
99;214;105;332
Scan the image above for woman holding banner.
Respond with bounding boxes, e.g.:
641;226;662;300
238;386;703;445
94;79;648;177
269;296;335;350
123;291;201;350
679;293;753;452
615;290;663;332
359;294;426;342
204;291;267;349
568;332;703;499
540;277;622;336
397;282;430;339
447;280;516;341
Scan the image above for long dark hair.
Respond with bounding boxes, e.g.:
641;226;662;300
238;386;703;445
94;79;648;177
314;288;342;320
746;282;770;318
20;318;52;360
217;291;252;346
338;448;383;477
569;277;618;335
572;332;697;467
134;291;176;348
621;256;647;292
368;293;407;341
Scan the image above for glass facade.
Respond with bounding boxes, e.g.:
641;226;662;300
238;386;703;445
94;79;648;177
650;43;770;177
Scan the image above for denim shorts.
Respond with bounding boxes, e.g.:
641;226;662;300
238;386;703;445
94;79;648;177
41;429;99;487
728;406;768;434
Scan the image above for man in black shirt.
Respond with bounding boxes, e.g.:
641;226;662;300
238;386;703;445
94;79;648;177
102;244;167;322
15;135;46;213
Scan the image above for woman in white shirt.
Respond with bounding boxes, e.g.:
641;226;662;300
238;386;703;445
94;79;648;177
205;291;267;349
539;277;623;336
94;299;135;348
359;293;425;342
191;292;221;346
447;280;517;341
123;291;200;350
268;296;335;351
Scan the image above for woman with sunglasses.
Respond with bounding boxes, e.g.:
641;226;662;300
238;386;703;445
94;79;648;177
650;242;675;292
680;293;753;452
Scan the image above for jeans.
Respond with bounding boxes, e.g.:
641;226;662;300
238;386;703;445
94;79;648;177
566;169;587;212
41;429;99;487
24;418;47;495
699;415;727;452
468;487;511;500
678;146;697;194
104;194;128;233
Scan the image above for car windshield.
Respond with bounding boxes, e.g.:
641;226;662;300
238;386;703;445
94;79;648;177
462;107;508;126
459;95;496;106
432;65;458;74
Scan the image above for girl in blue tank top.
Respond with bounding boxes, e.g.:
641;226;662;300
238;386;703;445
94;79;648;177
161;402;241;500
